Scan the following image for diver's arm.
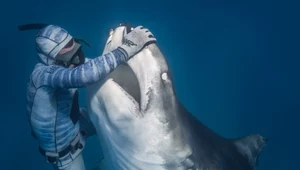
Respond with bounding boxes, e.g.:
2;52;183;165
39;25;156;89
42;48;129;88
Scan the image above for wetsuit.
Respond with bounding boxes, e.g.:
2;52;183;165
26;48;128;169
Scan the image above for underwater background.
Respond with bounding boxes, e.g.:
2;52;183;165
0;0;299;169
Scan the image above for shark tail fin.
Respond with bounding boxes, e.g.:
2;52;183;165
233;134;268;169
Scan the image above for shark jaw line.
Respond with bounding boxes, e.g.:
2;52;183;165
109;75;144;118
103;25;156;113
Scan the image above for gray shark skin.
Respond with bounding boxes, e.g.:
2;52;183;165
86;25;267;170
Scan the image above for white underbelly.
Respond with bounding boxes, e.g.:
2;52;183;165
86;79;192;170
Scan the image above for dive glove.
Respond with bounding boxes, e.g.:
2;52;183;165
120;26;156;58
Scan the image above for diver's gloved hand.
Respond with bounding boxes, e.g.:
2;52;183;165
120;26;156;58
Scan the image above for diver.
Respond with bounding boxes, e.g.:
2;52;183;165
22;23;156;170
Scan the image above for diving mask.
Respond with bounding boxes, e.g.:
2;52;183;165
55;39;86;67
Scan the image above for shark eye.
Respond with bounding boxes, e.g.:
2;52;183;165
161;72;168;81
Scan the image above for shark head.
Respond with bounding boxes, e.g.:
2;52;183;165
86;24;267;170
86;24;193;169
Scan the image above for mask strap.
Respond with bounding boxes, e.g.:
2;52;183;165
74;38;91;48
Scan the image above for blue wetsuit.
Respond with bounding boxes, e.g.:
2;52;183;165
26;48;128;152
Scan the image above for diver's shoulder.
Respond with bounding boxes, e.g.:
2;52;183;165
32;63;63;74
30;63;61;83
33;63;51;69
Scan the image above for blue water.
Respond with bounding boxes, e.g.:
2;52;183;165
0;0;299;169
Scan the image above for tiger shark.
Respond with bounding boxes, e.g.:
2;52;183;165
86;24;267;170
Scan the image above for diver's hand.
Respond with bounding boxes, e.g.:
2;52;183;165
119;26;156;58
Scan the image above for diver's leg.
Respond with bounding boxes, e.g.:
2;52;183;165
51;133;87;170
52;153;86;170
64;153;86;170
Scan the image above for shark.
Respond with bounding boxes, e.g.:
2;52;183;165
85;24;267;170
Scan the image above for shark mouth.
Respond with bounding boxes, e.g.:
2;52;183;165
105;23;142;107
107;63;141;107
